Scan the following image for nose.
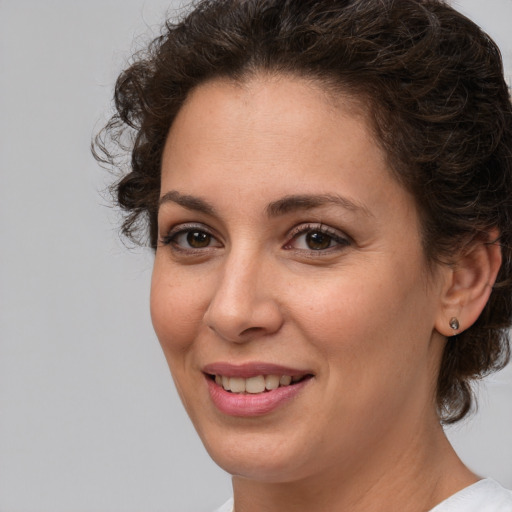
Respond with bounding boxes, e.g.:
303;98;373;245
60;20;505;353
203;252;284;343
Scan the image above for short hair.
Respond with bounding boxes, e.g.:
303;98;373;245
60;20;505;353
94;0;512;423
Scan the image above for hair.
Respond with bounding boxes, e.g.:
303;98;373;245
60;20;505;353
94;0;512;423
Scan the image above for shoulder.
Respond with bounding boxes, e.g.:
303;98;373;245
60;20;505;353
213;498;234;512
430;479;512;512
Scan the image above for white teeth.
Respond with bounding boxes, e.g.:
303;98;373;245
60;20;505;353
246;375;266;394
265;375;280;390
215;374;304;393
229;377;245;393
279;375;292;386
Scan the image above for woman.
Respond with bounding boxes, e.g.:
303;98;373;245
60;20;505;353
95;0;512;510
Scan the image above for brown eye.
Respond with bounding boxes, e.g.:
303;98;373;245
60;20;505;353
284;224;351;253
305;231;332;250
161;225;221;251
187;230;211;248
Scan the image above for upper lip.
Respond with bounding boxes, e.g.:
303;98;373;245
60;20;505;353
202;362;313;378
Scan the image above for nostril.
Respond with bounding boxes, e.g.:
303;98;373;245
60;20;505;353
239;326;266;337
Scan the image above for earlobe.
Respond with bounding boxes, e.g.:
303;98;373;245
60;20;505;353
435;229;502;337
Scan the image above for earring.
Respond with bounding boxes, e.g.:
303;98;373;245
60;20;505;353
449;317;460;331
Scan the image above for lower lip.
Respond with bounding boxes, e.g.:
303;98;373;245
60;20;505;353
206;376;310;417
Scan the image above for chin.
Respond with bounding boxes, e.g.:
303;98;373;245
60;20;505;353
196;422;326;483
209;449;303;483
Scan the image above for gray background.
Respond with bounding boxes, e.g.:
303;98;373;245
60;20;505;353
0;1;511;511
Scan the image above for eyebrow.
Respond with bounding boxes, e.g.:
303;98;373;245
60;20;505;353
159;191;217;216
266;194;373;218
158;190;372;218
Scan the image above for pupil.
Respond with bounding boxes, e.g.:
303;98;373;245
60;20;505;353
306;231;331;250
187;231;210;248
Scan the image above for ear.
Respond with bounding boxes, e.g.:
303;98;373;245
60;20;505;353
435;229;502;336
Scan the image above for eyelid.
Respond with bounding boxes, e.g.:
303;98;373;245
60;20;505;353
284;222;351;251
159;222;222;249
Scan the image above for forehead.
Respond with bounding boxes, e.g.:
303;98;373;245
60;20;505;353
162;74;386;190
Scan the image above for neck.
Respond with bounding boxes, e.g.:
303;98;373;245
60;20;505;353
231;419;476;512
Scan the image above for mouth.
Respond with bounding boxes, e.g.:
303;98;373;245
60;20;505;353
202;363;314;415
207;373;312;394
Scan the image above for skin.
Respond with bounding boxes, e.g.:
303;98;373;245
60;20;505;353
151;75;482;512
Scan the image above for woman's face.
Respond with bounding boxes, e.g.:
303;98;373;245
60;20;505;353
151;76;449;483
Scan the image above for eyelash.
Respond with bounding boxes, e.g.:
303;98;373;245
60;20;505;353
159;223;351;254
284;223;351;253
160;223;221;253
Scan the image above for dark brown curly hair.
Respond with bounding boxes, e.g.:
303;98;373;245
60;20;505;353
94;0;512;423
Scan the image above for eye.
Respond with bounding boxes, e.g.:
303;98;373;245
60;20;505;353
178;230;212;249
160;224;222;251
284;224;350;252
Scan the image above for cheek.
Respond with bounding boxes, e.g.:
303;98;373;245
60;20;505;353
150;262;206;354
287;270;398;337
289;261;435;377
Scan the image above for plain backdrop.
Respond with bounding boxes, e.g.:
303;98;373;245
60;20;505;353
1;1;511;511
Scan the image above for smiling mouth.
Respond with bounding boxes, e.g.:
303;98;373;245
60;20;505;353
208;374;312;394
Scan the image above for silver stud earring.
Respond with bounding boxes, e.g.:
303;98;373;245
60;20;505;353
449;317;460;331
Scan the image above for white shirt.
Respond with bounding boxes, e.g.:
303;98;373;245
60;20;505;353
214;498;234;512
430;479;512;512
214;479;512;512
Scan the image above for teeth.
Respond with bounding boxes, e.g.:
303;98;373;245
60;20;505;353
214;374;304;394
279;375;292;386
246;375;266;394
265;374;280;390
229;377;245;393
